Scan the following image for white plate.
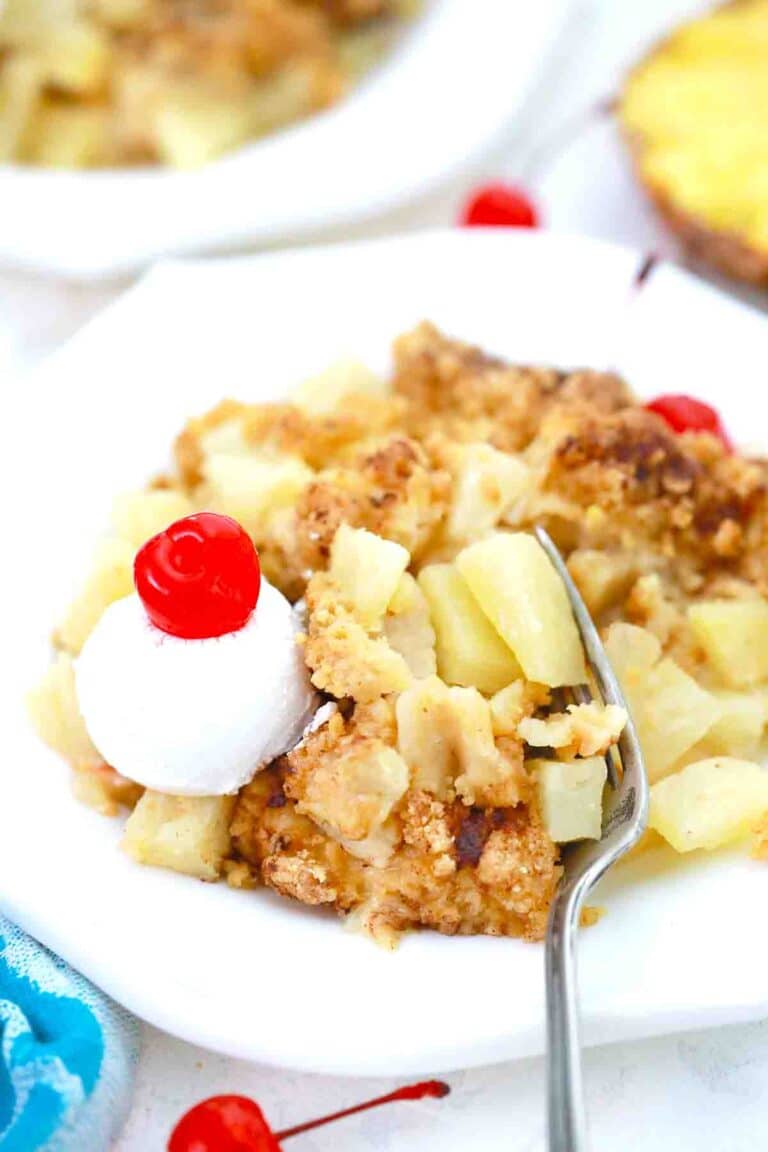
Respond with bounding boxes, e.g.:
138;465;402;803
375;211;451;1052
3;231;768;1076
0;0;569;279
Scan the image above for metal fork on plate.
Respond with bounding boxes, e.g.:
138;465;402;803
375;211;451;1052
534;527;650;1152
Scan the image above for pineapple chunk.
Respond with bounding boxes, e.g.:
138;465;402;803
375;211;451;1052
38;20;111;95
329;524;409;629
448;685;518;806
604;622;720;782
153;84;253;168
89;0;150;29
446;443;529;542
296;744;409;843
71;764;142;817
705;691;767;759
688;599;768;688
633;657;719;782
604;622;661;685
383;573;436;678
123;793;236;880
396;675;455;798
0;1;78;47
418;563;521;695
57;537;134;654
535;756;607;843
0;55;42;162
489;680;527;736
456;532;587;687
650;757;768;853
395;676;522;805
23;102;109;166
204;452;312;538
293;359;384;415
567;549;636;617
111;489;194;550
27;653;100;768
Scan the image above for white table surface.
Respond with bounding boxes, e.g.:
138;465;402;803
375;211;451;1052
6;1;768;1148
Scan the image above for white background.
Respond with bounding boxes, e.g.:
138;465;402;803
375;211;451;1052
5;1;768;1148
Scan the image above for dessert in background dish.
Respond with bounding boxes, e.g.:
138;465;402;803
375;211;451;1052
30;324;768;944
0;0;416;169
620;0;768;287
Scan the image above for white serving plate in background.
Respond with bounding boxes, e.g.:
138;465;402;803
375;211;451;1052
0;0;570;279
2;231;768;1075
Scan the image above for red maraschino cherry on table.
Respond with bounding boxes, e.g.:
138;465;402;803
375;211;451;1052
460;182;539;228
168;1081;451;1152
644;394;732;451
134;512;262;639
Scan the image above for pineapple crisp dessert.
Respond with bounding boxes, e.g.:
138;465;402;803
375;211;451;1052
30;323;768;946
0;0;414;169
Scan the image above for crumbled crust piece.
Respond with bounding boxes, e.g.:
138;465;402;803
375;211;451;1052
286;702;408;844
304;572;411;701
518;702;628;759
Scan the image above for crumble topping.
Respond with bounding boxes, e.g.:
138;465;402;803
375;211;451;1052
33;321;768;945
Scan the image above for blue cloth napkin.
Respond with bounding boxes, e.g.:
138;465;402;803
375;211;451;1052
0;916;139;1151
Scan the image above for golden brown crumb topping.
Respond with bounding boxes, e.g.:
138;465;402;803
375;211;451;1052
38;321;768;946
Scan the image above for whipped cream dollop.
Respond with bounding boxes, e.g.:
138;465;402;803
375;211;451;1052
76;580;317;796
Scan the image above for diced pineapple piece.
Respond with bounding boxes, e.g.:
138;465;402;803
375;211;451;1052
418;563;521;696
204;452;312;538
293;359;384;416
111;489;194;550
535;756;607;842
567;549;636;617
448;685;518;807
71;763;142;817
38;20;111;94
123;792;236;880
635;658;718;783
27;653;100;768
0;0;79;46
395;675;521;805
0;55;42;161
296;744;409;843
23;102;110;167
339;818;400;868
604;622;662;685
456;532;587;687
650;757;768;853
489;680;527;736
329;524;409;629
705;692;767;759
446;443;529;542
688;599;768;688
153;84;253;168
605;621;720;782
396;675;455;798
383;573;436;678
89;0;150;29
57;537;134;654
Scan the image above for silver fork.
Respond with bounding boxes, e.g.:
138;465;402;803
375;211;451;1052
534;526;649;1152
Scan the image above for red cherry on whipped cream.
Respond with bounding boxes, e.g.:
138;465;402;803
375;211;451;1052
168;1082;450;1152
645;394;732;450
460;182;539;228
135;512;261;639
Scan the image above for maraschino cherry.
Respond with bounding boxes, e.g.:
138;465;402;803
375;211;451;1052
135;512;261;640
460;182;539;228
168;1081;450;1152
645;394;732;450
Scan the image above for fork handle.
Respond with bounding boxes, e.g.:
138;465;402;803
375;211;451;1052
546;876;590;1152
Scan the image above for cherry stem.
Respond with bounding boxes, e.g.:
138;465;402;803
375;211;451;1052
275;1080;450;1141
